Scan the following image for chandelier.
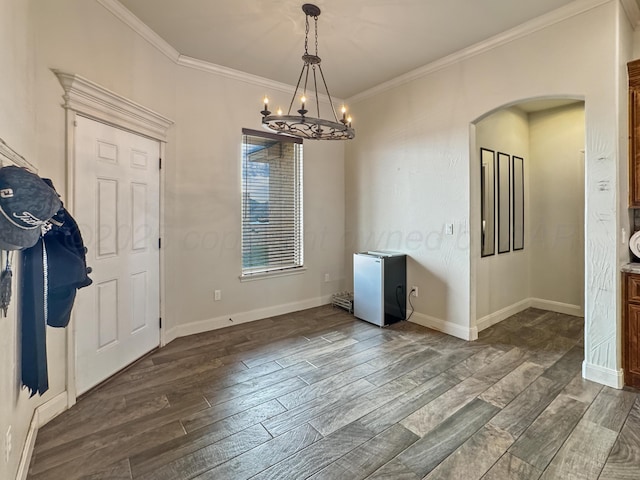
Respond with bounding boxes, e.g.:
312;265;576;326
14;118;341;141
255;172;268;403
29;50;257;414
260;4;355;140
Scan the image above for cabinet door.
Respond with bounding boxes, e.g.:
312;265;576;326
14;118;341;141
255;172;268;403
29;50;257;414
631;87;640;207
625;303;640;389
627;274;640;303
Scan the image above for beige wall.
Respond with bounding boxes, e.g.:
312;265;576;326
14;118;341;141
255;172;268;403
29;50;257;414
0;1;179;478
529;104;585;310
1;1;345;478
475;108;531;320
168;66;345;333
345;1;626;384
0;0;634;477
475;103;585;323
0;0;37;478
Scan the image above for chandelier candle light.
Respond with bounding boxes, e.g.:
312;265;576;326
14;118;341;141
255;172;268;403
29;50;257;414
260;4;355;140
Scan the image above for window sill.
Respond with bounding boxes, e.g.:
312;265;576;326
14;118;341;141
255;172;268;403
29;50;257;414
239;267;307;282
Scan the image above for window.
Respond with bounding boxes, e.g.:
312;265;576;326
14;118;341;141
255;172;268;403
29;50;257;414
241;128;303;276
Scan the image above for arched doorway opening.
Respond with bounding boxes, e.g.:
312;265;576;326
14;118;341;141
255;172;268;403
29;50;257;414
470;96;586;353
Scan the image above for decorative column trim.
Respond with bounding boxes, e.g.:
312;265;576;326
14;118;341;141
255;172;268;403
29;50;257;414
52;70;174;141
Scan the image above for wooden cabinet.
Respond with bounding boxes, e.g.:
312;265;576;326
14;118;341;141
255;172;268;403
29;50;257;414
628;60;640;207
623;272;640;388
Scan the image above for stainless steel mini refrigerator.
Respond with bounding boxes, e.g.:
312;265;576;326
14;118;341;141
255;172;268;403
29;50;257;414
353;251;406;326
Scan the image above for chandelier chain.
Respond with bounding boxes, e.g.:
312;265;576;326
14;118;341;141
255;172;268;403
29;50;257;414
304;14;310;55
315;16;318;56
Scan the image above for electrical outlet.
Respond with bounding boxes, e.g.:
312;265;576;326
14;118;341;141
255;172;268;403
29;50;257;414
324;273;330;282
411;286;418;297
214;290;221;301
5;426;11;464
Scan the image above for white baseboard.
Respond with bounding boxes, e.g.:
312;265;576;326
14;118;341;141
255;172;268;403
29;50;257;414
16;392;68;480
582;361;624;389
166;295;333;342
410;312;478;341
476;297;583;333
36;392;68;427
530;298;583;317
16;413;38;480
477;299;532;332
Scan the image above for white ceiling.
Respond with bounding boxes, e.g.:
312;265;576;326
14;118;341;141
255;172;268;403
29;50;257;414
118;0;601;99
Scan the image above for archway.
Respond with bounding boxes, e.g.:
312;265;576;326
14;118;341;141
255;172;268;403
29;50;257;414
470;96;587;369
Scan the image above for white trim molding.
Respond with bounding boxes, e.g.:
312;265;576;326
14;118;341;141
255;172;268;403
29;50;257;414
530;298;583;317
582;361;624;389
476;299;531;332
96;0;180;61
409;312;479;341
54;69;171;408
16;415;37;480
347;0;611;104
53;70;174;141
176;57;338;105
621;0;640;28
164;295;334;344
16;392;68;480
95;1;340;105
36;392;69;427
476;298;583;333
93;0;608;106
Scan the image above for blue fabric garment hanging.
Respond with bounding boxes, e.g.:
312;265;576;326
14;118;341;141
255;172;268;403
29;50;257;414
42;178;92;328
20;179;91;396
21;237;49;397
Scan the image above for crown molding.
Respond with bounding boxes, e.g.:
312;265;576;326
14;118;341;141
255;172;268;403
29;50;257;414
96;0;341;104
347;0;612;104
177;56;294;94
98;0;609;106
621;0;640;28
53;69;174;141
96;0;180;62
176;56;340;105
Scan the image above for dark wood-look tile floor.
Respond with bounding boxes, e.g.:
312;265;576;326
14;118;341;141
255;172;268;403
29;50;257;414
28;307;640;480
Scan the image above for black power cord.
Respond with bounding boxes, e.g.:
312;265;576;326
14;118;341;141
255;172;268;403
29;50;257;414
406;288;416;321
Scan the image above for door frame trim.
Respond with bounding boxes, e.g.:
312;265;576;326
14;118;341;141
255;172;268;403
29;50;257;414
54;70;173;407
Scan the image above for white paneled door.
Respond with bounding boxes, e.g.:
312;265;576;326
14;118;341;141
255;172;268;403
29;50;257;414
74;115;160;395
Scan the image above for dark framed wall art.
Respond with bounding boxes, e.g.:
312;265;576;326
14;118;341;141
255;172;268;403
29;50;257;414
497;152;511;254
512;156;524;251
480;148;496;257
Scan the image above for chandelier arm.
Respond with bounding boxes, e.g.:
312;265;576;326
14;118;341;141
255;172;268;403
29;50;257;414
288;63;307;115
317;64;340;123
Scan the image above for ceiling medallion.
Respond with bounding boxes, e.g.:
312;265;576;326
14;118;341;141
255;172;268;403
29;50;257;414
260;4;355;140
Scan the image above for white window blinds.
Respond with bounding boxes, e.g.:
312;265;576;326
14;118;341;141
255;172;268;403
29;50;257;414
241;129;303;276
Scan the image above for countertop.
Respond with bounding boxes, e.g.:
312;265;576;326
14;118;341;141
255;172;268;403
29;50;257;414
622;262;640;274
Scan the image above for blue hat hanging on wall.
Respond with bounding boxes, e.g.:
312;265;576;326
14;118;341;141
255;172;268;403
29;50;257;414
0;166;61;250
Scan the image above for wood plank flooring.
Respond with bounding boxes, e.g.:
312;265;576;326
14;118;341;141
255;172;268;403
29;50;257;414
28;307;640;480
